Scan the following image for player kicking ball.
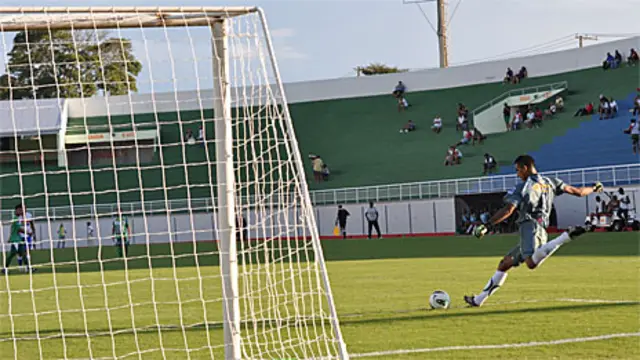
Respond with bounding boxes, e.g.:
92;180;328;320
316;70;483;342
464;155;603;307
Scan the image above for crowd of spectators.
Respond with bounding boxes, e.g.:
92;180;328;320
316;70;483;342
503;96;563;131
603;48;638;70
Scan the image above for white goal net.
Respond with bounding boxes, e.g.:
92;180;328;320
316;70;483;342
0;7;347;359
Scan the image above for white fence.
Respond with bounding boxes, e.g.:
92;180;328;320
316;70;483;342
1;163;638;220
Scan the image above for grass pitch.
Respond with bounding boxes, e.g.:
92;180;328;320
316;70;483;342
1;231;639;359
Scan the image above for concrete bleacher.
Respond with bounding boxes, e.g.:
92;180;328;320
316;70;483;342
292;65;638;189
509;92;639;172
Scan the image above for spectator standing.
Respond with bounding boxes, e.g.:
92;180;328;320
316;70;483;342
309;155;325;183
483;153;497;175
335;205;350;239
364;202;382;239
634;93;640;116
554;96;564;111
624;119;640;154
503;103;511;130
509;110;522;130
87;221;95;246
57;224;67;249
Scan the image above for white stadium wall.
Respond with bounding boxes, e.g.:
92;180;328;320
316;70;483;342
6;187;635;250
62;36;640;118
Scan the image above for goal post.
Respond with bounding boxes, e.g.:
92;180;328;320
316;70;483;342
0;7;349;359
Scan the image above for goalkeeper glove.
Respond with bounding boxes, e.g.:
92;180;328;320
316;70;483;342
592;182;604;193
473;224;488;239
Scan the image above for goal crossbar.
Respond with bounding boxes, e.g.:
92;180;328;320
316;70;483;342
0;7;259;31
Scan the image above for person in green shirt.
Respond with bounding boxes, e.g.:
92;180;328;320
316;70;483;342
112;212;130;258
2;204;32;274
56;224;67;249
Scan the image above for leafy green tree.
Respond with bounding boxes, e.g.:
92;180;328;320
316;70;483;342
0;30;142;100
355;63;408;76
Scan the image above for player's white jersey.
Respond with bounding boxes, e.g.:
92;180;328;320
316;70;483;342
18;212;34;239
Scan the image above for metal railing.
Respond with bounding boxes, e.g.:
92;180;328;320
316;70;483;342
2;163;638;220
471;81;568;117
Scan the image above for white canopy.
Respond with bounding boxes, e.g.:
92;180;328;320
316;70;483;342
0;98;64;137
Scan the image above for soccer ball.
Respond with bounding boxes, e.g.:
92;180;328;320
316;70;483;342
429;290;451;309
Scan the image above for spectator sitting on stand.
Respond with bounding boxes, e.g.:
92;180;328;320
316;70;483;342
456;114;468;131
629;48;639;66
599;98;611;120
444;146;462;166
609;98;618;117
392;81;405;97
574;102;594;117
432;116;443;133
535;107;544;123
483;153;497;175
603;52;615;69
400;119;416;133
397;95;409;112
508;110;522;130
634;93;640;116
554;96;564;111
185;129;196;144
516;66;528;82
524;109;537;128
457;129;473;146
504;68;514;83
614;50;623;67
322;164;330;181
472;127;486;145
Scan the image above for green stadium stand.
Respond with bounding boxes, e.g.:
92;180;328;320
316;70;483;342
0;65;636;210
291;66;637;189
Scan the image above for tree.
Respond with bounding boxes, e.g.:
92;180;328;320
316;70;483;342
355;63;408;76
0;30;142;100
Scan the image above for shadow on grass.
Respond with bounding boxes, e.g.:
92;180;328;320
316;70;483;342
8;233;639;274
339;302;640;326
3;302;637;339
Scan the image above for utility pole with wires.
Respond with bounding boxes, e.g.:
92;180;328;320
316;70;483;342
404;0;461;68
575;33;598;48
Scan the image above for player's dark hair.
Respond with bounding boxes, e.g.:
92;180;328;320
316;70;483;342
14;203;22;210
513;155;535;168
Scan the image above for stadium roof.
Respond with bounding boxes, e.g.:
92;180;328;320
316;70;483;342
0;98;64;137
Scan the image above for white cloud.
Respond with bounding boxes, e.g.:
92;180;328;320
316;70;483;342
270;28;296;39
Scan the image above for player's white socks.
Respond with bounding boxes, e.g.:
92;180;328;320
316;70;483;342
532;232;571;266
473;270;508;306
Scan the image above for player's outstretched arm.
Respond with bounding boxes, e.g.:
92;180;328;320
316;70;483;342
474;204;516;239
564;182;604;197
488;204;517;226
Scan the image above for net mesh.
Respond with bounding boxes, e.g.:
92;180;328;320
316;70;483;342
0;8;345;359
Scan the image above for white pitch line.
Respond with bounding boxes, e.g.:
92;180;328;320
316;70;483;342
351;332;640;358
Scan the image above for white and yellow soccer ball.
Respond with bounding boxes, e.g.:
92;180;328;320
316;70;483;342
429;290;451;309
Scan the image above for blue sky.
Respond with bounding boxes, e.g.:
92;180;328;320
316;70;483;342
0;0;639;92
